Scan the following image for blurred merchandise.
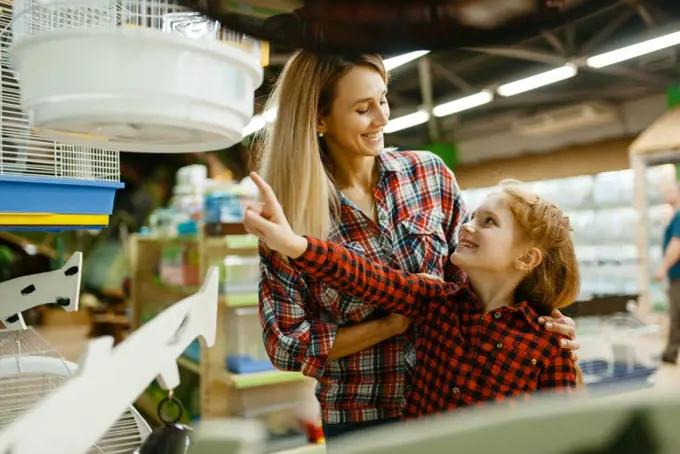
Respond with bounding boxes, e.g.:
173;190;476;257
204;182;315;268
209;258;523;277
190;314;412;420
144;165;258;238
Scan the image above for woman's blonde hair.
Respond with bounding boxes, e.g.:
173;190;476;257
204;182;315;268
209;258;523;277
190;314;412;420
253;51;387;240
498;180;580;315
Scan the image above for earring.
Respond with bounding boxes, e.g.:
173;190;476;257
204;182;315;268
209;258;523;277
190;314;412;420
318;132;324;138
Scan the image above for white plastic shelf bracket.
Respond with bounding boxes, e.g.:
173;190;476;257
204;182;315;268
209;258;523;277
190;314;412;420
0;265;219;454
0;252;82;330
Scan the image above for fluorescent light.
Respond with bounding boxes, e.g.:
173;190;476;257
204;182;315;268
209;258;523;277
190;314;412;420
242;115;266;137
384;111;430;134
383;51;430;71
433;91;494;117
587;30;680;68
262;107;278;122
241;108;277;137
496;64;577;97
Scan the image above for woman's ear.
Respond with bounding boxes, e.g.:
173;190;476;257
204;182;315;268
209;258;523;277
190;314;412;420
515;247;542;272
317;116;327;136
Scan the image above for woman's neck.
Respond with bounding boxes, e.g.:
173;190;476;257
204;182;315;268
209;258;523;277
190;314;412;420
330;152;378;192
465;270;524;313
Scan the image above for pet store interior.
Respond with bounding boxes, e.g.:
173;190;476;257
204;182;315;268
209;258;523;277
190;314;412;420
1;1;680;453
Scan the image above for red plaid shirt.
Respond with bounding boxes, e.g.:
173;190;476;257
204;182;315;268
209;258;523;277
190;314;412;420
258;150;467;424
290;238;577;418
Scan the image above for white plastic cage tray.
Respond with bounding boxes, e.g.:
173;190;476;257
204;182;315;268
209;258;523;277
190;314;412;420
10;0;264;153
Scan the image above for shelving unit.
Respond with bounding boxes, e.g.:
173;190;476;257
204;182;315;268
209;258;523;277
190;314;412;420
629;106;680;319
129;224;320;452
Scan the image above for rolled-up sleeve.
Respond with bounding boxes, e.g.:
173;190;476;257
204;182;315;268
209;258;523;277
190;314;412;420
259;246;337;379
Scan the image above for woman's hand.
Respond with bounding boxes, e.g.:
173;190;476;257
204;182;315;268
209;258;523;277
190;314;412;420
539;309;580;361
243;172;308;259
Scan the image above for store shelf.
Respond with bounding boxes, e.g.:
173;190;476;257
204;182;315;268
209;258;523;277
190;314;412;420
130;229;314;423
205;235;259;256
221;293;259;308
223;370;308;389
178;356;201;374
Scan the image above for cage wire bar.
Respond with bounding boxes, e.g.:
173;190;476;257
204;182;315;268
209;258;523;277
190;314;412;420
11;0;261;58
0;0;120;182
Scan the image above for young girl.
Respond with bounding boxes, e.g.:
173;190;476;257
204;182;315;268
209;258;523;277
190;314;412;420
244;172;580;418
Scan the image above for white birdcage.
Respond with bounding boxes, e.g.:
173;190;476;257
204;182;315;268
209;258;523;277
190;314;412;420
576;313;661;394
0;1;122;229
9;0;264;153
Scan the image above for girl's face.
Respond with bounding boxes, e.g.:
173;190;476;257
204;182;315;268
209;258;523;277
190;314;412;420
451;193;529;273
318;66;390;159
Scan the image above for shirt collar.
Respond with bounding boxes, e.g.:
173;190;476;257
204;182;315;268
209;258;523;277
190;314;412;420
450;279;544;331
377;149;406;174
511;302;544;332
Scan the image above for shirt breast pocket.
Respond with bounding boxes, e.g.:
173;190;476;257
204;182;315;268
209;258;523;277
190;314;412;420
397;210;449;275
481;343;544;396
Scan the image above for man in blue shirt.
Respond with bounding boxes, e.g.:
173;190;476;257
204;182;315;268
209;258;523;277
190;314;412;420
655;182;680;365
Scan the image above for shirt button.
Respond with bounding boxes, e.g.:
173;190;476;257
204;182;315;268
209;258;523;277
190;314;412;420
494;312;502;319
531;358;537;365
452;387;460;395
496;342;503;349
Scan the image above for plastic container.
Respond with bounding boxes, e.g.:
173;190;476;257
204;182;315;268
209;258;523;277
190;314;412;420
177;165;208;188
0;175;123;215
222;255;260;295
577;314;661;394
158;242;200;287
225;306;273;374
173;185;204;220
11;5;264;153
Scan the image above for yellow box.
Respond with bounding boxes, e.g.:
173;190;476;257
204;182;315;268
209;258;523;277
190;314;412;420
0;213;109;226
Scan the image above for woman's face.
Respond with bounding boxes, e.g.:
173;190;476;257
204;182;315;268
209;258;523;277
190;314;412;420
319;66;390;159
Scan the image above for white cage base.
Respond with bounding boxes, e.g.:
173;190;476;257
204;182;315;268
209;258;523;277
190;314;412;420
11;26;263;153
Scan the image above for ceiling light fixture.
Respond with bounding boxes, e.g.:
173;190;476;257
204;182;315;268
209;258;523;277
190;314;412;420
433;91;494;117
497;64;578;97
586;30;680;68
383;50;431;71
384;111;430;134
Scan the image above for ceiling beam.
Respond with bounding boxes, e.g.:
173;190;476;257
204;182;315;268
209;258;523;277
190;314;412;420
429;60;473;93
463;46;566;65
580;7;636;55
541;31;567;56
464;42;674;88
634;2;657;27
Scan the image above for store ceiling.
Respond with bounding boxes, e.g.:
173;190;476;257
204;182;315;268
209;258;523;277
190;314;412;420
256;0;680;150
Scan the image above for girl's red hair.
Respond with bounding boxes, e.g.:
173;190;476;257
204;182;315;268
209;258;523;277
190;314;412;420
499;180;580;315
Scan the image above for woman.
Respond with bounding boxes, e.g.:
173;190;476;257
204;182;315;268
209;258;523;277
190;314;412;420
254;51;580;441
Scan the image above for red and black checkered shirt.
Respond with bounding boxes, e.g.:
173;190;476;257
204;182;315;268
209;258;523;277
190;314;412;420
258;150;468;424
290;238;577;418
